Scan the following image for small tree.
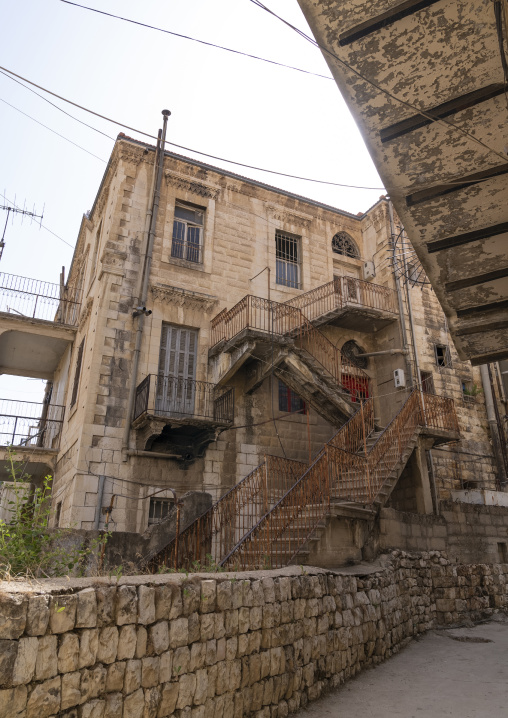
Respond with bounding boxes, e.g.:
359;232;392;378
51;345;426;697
0;450;92;579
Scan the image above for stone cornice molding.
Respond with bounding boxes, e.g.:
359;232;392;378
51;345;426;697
164;171;221;201
266;206;313;229
78;297;94;331
151;284;218;312
98;249;127;280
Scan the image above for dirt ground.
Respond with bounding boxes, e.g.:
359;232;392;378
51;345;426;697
302;617;508;718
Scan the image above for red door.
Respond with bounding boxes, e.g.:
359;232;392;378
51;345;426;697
342;375;369;403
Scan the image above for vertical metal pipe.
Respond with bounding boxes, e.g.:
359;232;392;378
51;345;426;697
94;475;105;530
480;364;507;490
388;201;413;386
122;110;171;457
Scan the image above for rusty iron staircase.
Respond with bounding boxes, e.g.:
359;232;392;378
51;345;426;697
148;390;459;572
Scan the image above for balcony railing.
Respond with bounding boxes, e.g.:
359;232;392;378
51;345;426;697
0;399;65;450
210;295;369;398
133;375;235;424
283;276;398;321
0;273;81;326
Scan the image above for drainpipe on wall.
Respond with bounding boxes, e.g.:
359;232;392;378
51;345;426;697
121;110;171;460
388;200;413;387
480;364;508;489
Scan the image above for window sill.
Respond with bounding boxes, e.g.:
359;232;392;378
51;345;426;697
161;256;209;273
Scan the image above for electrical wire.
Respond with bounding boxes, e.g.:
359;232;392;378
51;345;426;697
0;69;115;141
0;64;503;194
0;97;107;163
58;0;333;81
249;0;508;166
0;63;386;191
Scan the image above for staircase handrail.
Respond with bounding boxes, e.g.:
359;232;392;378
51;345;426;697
210;294;369;399
221;448;328;570
220;389;459;570
283;276;398;320
147;454;306;571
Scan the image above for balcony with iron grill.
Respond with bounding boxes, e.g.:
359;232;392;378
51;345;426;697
0;398;65;482
0;273;81;380
284;276;398;332
132;375;235;460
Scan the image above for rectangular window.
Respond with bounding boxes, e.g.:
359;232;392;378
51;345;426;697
171;202;204;264
156;324;198;415
420;371;435;394
148;498;174;525
70;338;85;407
278;380;306;414
434;344;451;368
276;231;300;288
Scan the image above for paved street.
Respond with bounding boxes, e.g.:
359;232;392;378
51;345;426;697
302;619;508;718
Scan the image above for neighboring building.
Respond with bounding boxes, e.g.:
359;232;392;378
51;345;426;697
0;131;504;553
297;0;508;367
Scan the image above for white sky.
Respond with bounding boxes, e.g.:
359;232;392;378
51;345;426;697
0;0;384;403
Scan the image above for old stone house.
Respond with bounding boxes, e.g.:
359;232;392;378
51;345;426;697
0;125;506;566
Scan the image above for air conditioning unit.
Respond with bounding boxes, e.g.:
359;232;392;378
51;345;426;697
363;261;375;280
394;368;406;388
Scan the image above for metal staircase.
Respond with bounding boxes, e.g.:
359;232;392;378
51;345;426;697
148;389;459;572
220;390;459;570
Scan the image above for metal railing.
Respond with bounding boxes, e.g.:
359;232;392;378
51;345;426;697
210;295;369;397
0;399;65;450
221;390;459;570
0;273;82;326
133;375;235;424
283;276;398;321
147;455;306;571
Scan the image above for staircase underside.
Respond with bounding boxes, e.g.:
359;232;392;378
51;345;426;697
309;304;397;333
209;330;359;426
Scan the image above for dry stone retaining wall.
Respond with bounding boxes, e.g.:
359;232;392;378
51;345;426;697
1;551;507;718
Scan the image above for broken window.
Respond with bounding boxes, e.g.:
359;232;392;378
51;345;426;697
171;202;204;264
275;231;300;288
278;381;306;414
332;231;359;258
148;497;174;525
70;338;85;407
434;344;451;368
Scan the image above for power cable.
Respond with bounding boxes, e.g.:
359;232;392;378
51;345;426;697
0;64;503;193
0;97;107;163
0;69;115;141
249;0;508;166
0;64;385;191
58;0;333;81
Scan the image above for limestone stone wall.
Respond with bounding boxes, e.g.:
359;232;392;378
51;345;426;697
1;552;507;718
380;502;508;564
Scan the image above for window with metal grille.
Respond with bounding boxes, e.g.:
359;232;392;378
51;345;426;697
148;498;174;525
275;231;300;288
171;202;204;264
70;338;85;407
434;344;451;368
156;324;198;415
278;380;306;414
332;231;359;258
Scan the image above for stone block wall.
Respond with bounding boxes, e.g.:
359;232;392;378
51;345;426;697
379;501;508;564
1;552;507;718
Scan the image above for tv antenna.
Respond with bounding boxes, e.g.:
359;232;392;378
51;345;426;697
390;223;430;288
0;195;44;261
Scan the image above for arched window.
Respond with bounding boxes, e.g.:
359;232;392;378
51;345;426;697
332;231;359;258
